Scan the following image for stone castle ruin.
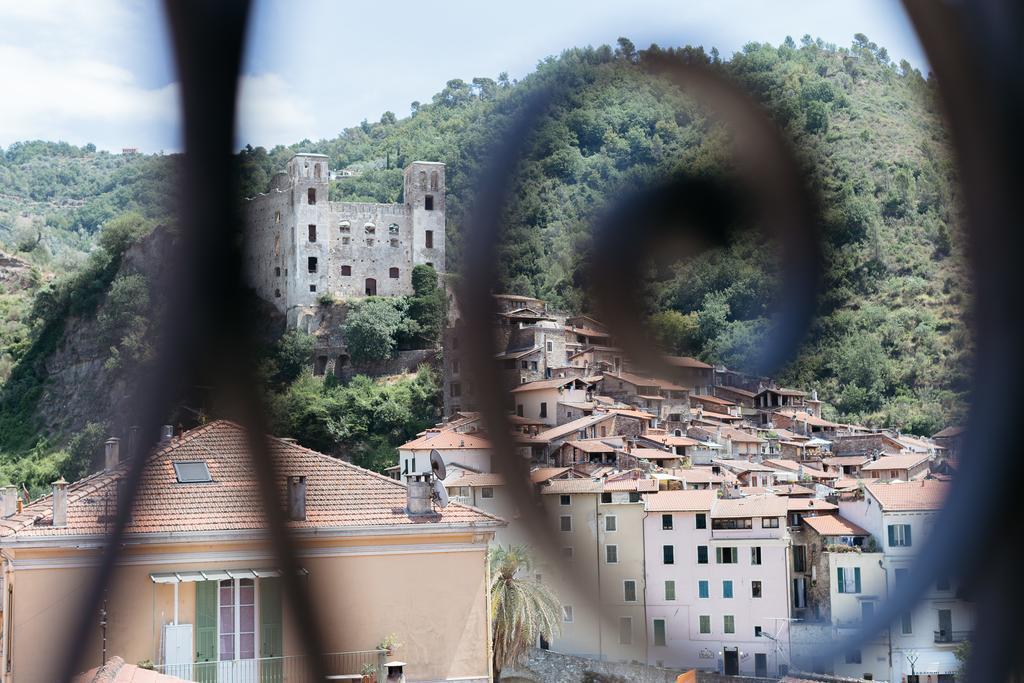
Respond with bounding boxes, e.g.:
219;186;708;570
244;153;446;328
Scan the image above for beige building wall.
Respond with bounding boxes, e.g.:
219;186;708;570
2;533;492;683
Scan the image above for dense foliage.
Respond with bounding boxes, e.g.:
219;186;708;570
236;34;969;433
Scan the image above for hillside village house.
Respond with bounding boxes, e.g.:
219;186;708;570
0;422;503;683
511;377;593;427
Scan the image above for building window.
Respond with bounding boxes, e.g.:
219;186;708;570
716;547;739;564
653;619;667;646
901;611;913;634
307;188;316;204
307;256;318;273
425;230;434;248
430;171;439;191
751;547;762;565
624;580;637;602
341;236;350;245
562;606;573;623
340;221;350;233
425;195;434;210
698;580;709;599
606;545;618;563
845;650;862;664
605;515;617;532
888;523;912;547
712;517;752;530
547;341;553;352
754;626;762;637
662;514;673;530
365;223;375;234
665;580;676;601
274;266;281;277
619;617;633;645
341;265;351;276
752;580;762;598
309;284;316;293
723;615;735;634
388;223;399;235
481;487;494;499
390;238;399;247
540;402;548;418
559;515;572;532
762;517;780;528
516;404;524;417
274;288;281;298
793;545;807;572
628;491;640;503
698;616;710;634
560;494;571;506
697;545;708;564
308;224;316;242
274;210;281;224
600;492;612;504
837;566;862;594
449;383;461;398
663;545;674;565
389;267;400;279
723;580;734;598
696;513;707;529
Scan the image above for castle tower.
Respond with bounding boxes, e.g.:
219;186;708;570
287;153;330;308
404;161;445;275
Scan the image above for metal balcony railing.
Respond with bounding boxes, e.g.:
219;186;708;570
934;629;971;644
154;649;386;682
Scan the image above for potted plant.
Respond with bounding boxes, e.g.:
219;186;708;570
377;633;402;657
361;662;377;683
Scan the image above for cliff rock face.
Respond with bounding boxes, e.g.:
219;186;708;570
37;228;175;438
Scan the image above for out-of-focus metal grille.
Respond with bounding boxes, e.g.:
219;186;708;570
53;0;1023;680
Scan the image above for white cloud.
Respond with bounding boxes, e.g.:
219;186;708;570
235;73;316;150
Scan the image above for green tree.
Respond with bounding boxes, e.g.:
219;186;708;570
406;265;445;347
647;310;699;355
489;545;561;679
342;297;406;364
270;330;316;385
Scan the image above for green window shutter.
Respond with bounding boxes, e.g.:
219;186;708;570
904;525;912;547
854;567;862;593
837;567;844;593
888;525;896;547
195;580;218;683
260;577;284;683
715;547;723;563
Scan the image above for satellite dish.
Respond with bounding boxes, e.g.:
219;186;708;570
430;449;447;481
431;478;449;508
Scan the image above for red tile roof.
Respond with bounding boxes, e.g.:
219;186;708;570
713;495;788;518
399;429;492;450
802;514;870;537
0;421;503;539
663;355;714;369
786;498;838;512
510;376;591;393
860;454;932;472
646;489;718;512
865;479;949;511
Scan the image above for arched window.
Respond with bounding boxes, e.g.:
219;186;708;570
430;171;439;191
389;267;400;279
388;223;399;235
364;222;375;234
339;221;351;233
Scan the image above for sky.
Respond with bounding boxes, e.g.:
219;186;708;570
0;1;929;154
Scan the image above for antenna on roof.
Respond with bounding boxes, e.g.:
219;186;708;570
431;478;449;508
430;449;448;480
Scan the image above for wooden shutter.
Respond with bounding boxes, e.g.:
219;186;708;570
904;524;912;546
837;567;845;593
259;577;283;683
888;524;896;546
195;580;217;683
854;567;862;593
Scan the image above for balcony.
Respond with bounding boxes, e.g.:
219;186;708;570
155;650;386;682
934;629;971;644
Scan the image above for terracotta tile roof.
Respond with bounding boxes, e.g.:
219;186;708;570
529;467;570;483
715;385;755;398
0;421;503;539
600;407;656;420
663;355;713;369
645;434;701;448
833;477;876;491
932;426;964;438
628;448;683;460
713;494;788;518
667;468;725;484
714;427;764;444
822;456;870;467
757;387;807;397
446;473;505;487
76;656;191;683
565;439;617;454
646;489;717;512
786;498;837;512
603;478;658;492
714;459;776;473
699;411;742;422
865;479;950;511
690;394;737;407
802;514;870;537
892;434;943;452
776;410;842;428
399;429;492;450
534;413;615;442
860;454;932;472
510;376;591;393
540;479;604;494
763;459;838;479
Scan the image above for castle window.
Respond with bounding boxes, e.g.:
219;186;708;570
390;238;399;247
424;195;434;211
308;224;317;242
339;221;350;233
418;170;427;189
307;188;316;205
309;284;316;292
426;262;433;268
388;223;399;235
274;211;281;224
365;238;374;246
389;267;400;279
307;257;318;273
341;236;350;245
274;288;281;298
274;267;281;277
314;164;322;180
430;171;439;191
425;230;434;248
365;222;375;234
341;265;351;276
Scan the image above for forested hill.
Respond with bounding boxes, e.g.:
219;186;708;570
237;35;969;433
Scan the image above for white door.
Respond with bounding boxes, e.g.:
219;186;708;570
218;578;258;683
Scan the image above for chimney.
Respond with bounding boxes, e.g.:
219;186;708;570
105;437;120;472
406;474;432;515
159;425;175;444
52;477;68;528
2;485;17;518
287;475;307;521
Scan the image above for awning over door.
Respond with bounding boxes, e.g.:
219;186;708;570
149;568;307;584
912;650;959;674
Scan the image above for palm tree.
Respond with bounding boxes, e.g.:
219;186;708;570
489;545;562;679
